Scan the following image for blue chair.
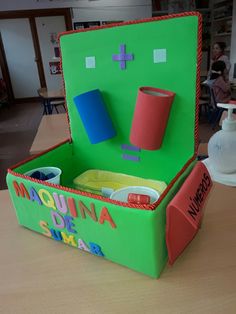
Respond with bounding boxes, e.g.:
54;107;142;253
38;88;66;115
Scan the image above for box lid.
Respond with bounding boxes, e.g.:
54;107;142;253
59;12;201;182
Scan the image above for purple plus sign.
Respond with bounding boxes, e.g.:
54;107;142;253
112;44;134;70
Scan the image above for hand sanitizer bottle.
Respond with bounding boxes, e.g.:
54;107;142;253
208;103;236;174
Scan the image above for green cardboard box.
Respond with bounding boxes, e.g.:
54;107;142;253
7;12;211;278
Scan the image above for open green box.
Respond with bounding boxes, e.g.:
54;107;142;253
6;12;212;278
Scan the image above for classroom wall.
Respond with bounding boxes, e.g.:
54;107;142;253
0;0;152;21
0;1;152;97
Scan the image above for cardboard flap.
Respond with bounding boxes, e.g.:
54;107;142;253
166;162;212;265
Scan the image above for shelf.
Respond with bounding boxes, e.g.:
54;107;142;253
213;16;232;22
197;8;211;12
152;10;168;16
214;32;231;36
213;0;233;7
152;8;210;14
213;4;230;10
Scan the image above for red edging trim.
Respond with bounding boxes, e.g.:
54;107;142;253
59;11;202;155
194;13;202;155
8;154;195;211
8;12;201;211
59;11;202;158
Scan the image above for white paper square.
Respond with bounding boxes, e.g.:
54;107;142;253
85;56;96;68
153;49;167;63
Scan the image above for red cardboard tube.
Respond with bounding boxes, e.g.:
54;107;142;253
130;87;175;150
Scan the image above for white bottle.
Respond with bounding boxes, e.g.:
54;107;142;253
208;103;236;174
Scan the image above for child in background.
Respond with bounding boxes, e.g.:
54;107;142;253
210;60;231;104
208;42;231;80
211;42;231;73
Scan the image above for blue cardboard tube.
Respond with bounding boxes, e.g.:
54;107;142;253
73;89;116;144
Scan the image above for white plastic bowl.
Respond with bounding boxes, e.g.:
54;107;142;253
24;167;62;185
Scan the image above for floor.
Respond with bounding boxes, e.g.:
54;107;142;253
0;101;64;190
0;101;218;190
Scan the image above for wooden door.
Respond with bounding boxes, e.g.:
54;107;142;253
0;9;72;103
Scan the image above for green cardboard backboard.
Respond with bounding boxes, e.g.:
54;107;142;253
60;13;200;183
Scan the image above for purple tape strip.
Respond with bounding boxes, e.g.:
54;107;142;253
121;144;140;152
112;44;134;69
112;55;121;61
122;154;140;162
120;44;125;54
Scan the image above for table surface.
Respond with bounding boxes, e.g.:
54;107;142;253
30;113;70;155
38;88;64;99
1;183;236;314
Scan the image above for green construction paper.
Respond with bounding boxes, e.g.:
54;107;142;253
60;15;198;183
